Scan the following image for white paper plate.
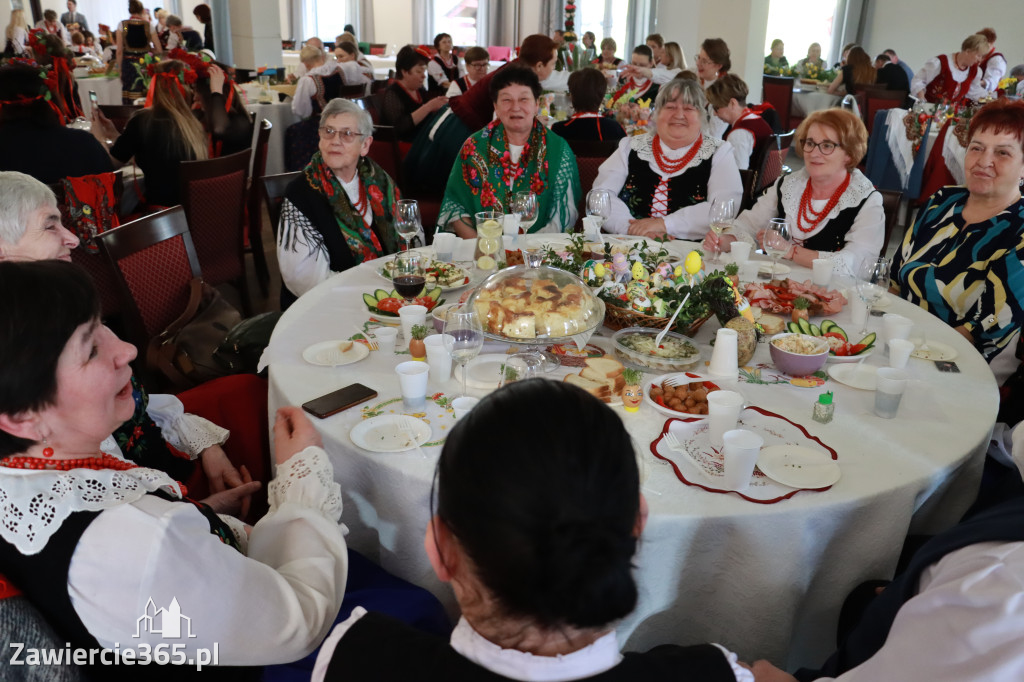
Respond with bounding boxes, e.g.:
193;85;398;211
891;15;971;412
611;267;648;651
826;347;875;363
758;263;791;276
302;340;369;366
827;363;878;390
454;353;512;390
349;415;431;452
910;339;958;361
757;444;841;489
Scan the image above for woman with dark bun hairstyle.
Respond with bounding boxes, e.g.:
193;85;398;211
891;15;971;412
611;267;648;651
312;380;752;681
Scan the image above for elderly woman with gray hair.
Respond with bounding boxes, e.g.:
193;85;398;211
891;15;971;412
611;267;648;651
591;78;742;239
277;98;402;307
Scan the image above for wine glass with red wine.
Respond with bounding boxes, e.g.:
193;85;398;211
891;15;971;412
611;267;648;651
391;251;426;303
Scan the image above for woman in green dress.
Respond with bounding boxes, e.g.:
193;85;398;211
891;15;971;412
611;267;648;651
439;65;581;236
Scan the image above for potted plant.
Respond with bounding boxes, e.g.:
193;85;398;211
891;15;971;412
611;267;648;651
621;368;644;413
791;297;810;323
724;262;739;287
408;325;428;360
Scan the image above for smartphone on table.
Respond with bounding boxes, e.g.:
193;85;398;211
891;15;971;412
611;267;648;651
302;383;378;419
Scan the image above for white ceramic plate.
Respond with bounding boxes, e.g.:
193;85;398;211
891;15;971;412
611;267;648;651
910;339;958;361
643;372;729;420
757;444;841;489
349;415;431;453
826;347;875;363
758;263;791;276
827;363;878;390
302;340;369;366
872;294;892;310
376;257;470;291
454;353;512;391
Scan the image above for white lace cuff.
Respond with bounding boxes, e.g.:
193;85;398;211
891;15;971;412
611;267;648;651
218;514;250;554
267;446;342;521
146;394;229;458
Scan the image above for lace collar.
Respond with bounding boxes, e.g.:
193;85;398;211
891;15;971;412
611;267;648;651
0;461;183;555
779;168;876;221
449;617;622;681
632;132;722;173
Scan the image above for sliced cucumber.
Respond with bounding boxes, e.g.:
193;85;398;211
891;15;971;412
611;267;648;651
820;320;836;334
425;287;443;301
809;323;821;336
362;293;380;308
797;317;812;335
788;321;802;333
373;288;391;302
829;324;848;341
855;332;876;351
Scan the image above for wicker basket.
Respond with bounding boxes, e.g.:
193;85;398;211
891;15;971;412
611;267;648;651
603;304;713;337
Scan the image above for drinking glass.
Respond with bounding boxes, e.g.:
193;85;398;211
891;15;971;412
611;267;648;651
585;188;613;231
511;191;538;232
391;251;425;303
443;307;484;397
395;199;421;251
856;256;891;335
761;218;791;279
708;197;737;265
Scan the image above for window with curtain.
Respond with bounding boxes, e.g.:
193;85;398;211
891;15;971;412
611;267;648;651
764;0;843;67
433;0;479;47
575;0;628;60
309;0;360;42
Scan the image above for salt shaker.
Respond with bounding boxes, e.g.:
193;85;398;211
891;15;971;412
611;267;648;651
812;391;834;424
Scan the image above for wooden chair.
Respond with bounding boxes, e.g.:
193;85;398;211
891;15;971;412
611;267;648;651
862;87;908;136
98;104;141;133
744;136;775;207
567;139;617;230
738;169;758;211
339;83;368;99
368;43;387;56
368;125;403;189
96;206;203;390
879;189;904;257
755;129;796;196
761;76;795;132
178;148;252;314
247;118;273;296
260;171;303;239
284;117;320;172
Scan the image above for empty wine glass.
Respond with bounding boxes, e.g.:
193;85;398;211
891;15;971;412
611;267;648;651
395;199;421;251
856;256;891;335
708;197;737;265
761;218;791;279
443;307;484;397
585;188;613;233
511;191;538;233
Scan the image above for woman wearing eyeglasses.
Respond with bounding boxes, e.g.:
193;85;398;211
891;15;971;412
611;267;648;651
277;98;400;308
447;46;490;97
705;108;883;271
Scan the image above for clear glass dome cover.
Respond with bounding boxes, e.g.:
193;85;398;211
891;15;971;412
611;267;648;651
465;264;606;341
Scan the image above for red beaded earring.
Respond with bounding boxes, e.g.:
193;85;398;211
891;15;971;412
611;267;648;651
42;437;54;458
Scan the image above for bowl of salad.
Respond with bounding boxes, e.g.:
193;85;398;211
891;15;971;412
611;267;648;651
377;257;470;290
611;327;702;372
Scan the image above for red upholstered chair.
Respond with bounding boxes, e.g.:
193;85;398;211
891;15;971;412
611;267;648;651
247;118;273;296
368;43;387;56
261;171;303;238
862;87;907;136
368;124;403;189
95;206;202;390
762;75;795;132
567;138;618;231
178;148;252;314
487;46;512;61
755;129;796;196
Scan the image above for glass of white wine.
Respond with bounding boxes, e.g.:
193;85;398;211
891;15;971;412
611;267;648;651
512;191;538;233
395;199;421;251
762;218;791;280
707;197;737;265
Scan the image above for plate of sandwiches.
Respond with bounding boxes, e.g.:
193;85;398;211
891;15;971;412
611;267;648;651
562;357;627;406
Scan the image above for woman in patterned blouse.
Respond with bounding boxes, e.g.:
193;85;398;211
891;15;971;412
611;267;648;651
891;99;1024;361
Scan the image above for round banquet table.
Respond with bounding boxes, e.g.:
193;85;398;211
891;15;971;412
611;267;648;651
263;236;997;669
791;82;840;118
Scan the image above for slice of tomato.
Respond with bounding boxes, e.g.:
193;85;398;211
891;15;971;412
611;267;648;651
823;331;845;341
376;298;403;313
850;343;868;355
411;296;437;310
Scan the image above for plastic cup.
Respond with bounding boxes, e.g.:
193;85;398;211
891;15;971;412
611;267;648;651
812;258;833;287
730;241;751;264
721;429;764;491
395;361;430;409
707;390;745;448
452;396;479;419
373;327;398;354
874;368;908;419
882;313;914;345
887;338;914;369
398;305;428;345
582;216;601;241
502;214;521;236
707;328;739;380
432;232;457;262
739;260;759;282
424;334;453;383
850;298;869;331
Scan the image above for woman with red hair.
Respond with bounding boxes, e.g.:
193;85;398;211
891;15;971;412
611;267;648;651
891;100;1024;361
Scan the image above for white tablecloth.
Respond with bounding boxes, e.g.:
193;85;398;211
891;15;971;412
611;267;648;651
76;75;122;119
791;84;840;118
283;51;505;82
264;237;996;668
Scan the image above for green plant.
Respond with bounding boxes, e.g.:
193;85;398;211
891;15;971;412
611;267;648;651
793;297;810;311
622;368;643;385
724;262;739;276
410;324;429;340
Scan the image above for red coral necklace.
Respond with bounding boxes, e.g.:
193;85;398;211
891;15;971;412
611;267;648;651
796;173;851;233
0;453;138;471
652;134;702;175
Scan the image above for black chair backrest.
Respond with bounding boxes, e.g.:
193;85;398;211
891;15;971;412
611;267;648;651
878;189;903;257
261;171;303;237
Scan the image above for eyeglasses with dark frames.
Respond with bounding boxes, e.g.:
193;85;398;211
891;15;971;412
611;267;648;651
800;138;840;155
